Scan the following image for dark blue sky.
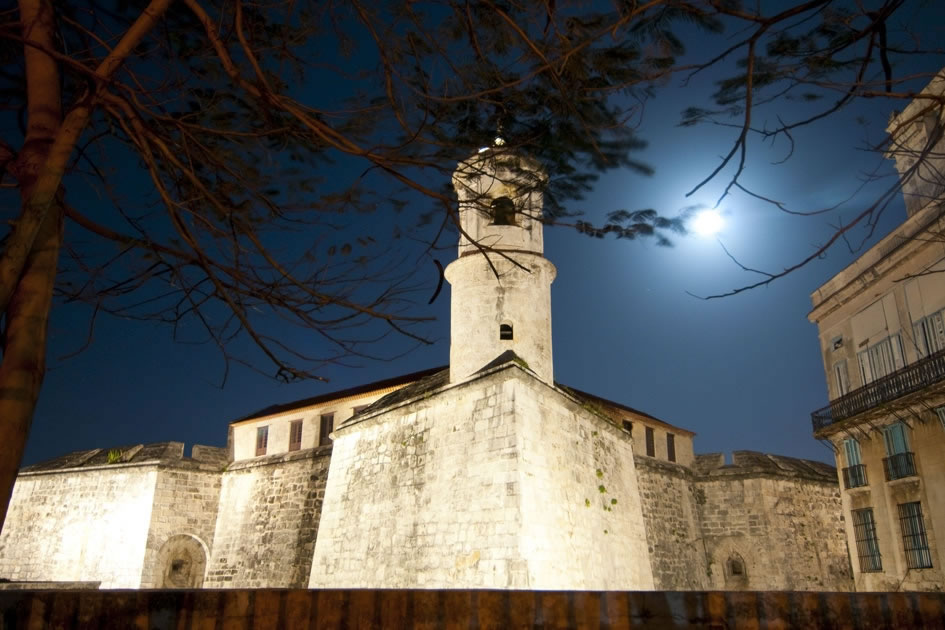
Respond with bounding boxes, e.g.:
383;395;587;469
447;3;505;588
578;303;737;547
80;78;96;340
23;3;945;466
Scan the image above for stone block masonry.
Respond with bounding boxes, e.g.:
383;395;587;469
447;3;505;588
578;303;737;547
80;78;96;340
204;448;331;588
695;452;852;592
139;467;222;588
635;457;708;590
635;451;852;592
0;466;158;588
0;442;226;589
310;362;654;590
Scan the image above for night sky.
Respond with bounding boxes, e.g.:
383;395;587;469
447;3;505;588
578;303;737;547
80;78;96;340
21;3;945;467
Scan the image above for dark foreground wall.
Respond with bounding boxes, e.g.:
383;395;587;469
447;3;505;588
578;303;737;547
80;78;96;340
2;590;945;629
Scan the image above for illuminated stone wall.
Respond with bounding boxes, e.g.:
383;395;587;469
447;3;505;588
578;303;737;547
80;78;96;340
694;452;852;592
634;458;709;590
0;443;225;589
0;466;158;588
139;462;223;588
204;449;331;588
634;452;852;592
310;363;654;590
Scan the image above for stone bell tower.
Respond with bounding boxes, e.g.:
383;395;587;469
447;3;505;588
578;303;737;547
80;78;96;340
445;145;556;384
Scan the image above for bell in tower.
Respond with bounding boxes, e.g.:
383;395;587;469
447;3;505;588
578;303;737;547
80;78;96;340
445;144;557;385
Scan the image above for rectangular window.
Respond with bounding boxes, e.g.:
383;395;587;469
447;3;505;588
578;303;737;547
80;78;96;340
851;508;883;572
882;422;916;480
937;406;945;431
255;426;269;456
352;405;368;417
645;427;655;457
319;413;334;446
858;334;905;384
883;422;909;456
834;360;850;396
898;502;933;569
842;438;868;488
621;420;632;434
289;420;303;451
914;311;945;358
843;438;862;466
666;433;676;462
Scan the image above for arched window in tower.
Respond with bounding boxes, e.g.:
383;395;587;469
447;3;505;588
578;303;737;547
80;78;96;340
500;324;513;340
490;196;517;226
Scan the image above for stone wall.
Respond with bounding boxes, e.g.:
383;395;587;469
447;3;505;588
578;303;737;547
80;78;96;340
0;465;158;588
140;466;223;588
0;442;226;589
634;458;708;590
634;451;852;592
310;363;654;590
204;448;331;588
695;452;852;592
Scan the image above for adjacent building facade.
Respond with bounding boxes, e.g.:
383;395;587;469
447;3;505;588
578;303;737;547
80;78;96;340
0;144;854;592
809;71;945;591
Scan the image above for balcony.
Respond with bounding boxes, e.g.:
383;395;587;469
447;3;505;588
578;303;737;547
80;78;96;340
884;452;917;481
843;464;868;489
812;347;945;433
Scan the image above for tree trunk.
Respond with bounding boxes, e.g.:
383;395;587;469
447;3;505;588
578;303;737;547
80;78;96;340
0;206;63;531
0;0;63;532
0;0;174;532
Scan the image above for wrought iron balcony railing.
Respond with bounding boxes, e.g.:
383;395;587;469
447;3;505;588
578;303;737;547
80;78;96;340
843;464;868;489
884;452;917;481
812;347;945;433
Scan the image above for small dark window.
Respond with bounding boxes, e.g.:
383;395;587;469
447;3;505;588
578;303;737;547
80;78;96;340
667;433;676;462
319;413;334;446
729;557;744;576
490;196;517;226
352;405;368;416
500;324;513;340
645;427;655;457
255;426;269;456
622;420;632;434
289;420;303;451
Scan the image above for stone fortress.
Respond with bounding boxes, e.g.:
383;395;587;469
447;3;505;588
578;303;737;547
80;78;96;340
0;145;853;593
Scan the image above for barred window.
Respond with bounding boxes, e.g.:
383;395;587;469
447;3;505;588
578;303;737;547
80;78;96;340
851;508;882;572
288;420;303;452
898;502;933;569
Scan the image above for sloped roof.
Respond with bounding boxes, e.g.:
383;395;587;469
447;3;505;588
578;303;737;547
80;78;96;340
235;366;447;423
694;450;836;482
557;385;696;437
340;368;451;427
259;352;692;436
22;442;227;473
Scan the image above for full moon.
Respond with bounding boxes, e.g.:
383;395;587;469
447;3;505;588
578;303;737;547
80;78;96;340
691;210;724;236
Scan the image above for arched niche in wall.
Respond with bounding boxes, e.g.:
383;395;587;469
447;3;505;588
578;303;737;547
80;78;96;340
724;551;749;589
156;534;208;588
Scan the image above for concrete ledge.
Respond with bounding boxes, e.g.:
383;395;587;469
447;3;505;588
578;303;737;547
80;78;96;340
0;589;943;629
